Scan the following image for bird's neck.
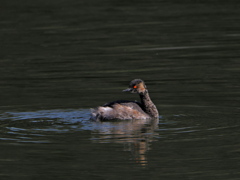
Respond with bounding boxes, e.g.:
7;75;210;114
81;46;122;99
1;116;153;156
139;90;159;118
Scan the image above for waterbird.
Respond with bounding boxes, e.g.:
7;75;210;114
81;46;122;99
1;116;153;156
90;79;159;121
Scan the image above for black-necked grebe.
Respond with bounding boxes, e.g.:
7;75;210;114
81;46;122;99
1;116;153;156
90;79;159;121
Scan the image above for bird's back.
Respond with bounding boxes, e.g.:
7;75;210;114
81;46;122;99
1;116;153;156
90;100;150;121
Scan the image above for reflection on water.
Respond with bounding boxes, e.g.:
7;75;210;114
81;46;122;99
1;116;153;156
92;118;159;166
1;108;160;166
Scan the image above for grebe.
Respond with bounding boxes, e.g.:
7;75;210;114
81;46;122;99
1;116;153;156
90;79;159;121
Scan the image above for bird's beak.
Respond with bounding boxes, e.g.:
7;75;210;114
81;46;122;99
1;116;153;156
122;88;132;92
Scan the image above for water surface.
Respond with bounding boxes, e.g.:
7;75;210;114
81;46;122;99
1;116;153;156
0;0;240;179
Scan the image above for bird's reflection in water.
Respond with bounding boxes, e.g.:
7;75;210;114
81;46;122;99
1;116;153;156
91;118;159;166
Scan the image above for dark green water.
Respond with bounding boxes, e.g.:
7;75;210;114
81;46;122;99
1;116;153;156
0;1;240;179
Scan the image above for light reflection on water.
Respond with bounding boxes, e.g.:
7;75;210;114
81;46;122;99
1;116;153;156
0;109;88;144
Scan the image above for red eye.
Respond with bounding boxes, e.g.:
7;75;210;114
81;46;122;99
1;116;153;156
133;85;137;89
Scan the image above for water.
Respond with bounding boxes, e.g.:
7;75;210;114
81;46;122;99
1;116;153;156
1;0;240;179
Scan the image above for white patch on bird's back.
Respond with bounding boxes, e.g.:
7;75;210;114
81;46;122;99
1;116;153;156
99;107;112;112
90;106;114;121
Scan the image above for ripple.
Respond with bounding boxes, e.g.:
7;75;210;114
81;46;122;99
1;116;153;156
2;109;89;122
0;108;91;144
